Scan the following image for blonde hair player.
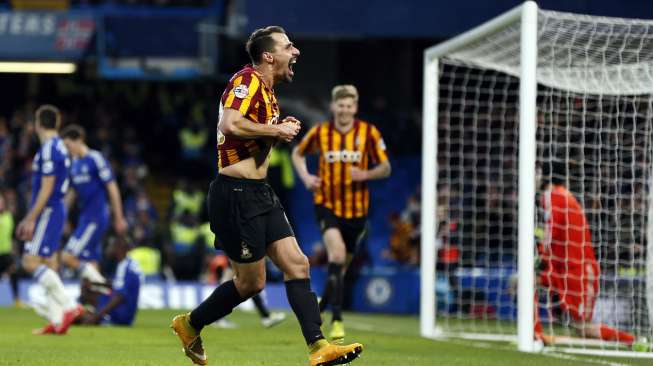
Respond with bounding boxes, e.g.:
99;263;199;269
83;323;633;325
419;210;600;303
292;84;391;341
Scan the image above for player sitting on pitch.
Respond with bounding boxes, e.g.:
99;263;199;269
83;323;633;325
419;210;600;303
76;236;142;326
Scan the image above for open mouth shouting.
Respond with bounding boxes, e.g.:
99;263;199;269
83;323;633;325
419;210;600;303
288;58;297;78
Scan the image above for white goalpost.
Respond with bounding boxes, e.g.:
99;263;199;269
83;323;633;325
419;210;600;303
421;0;653;358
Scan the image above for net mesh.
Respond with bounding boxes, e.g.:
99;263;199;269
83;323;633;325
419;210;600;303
433;9;653;350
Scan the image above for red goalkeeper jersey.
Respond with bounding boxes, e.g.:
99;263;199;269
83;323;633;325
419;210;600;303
540;184;598;273
539;184;600;322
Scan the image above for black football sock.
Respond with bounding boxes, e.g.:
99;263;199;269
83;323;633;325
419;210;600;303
189;280;245;331
318;282;332;313
319;262;341;312
285;279;324;345
329;263;344;322
10;271;19;301
252;293;271;318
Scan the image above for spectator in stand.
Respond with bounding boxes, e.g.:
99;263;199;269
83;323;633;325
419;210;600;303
166;210;204;280
178;115;209;179
124;189;158;227
128;241;161;279
0;118;12;187
120;166;142;202
0;191;21;307
385;212;415;264
169;179;204;221
384;188;421;265
267;145;295;216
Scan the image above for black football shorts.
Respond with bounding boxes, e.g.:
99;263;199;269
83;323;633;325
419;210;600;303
314;205;368;254
207;174;294;263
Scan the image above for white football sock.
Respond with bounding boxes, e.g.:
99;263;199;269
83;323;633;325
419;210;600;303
46;293;64;325
36;265;75;311
80;263;106;284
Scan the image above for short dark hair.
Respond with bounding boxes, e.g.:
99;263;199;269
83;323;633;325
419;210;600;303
60;124;86;142
245;26;286;64
35;104;61;130
542;160;567;186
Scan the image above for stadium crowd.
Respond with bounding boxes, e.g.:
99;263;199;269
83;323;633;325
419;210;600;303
0;73;420;290
386;96;649;276
0;80;221;285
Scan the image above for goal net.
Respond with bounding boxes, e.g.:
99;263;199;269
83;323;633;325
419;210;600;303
421;1;653;357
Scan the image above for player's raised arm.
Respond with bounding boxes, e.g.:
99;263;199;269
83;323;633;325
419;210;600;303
219;108;299;142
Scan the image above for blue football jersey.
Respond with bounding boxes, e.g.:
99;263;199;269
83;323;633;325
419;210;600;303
70;149;114;217
110;257;142;325
31;136;70;207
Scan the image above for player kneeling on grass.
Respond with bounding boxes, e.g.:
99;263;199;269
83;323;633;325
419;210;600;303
534;161;647;351
76;236;142;326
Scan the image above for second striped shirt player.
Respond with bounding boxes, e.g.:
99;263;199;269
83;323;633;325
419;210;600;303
292;84;391;342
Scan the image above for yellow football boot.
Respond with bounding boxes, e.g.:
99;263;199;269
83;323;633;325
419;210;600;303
309;340;363;366
170;313;208;365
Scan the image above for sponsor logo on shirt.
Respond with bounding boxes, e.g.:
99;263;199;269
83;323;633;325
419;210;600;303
233;84;249;99
324;150;362;163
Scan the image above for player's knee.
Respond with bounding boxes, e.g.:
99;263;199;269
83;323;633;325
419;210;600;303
329;252;346;265
21;255;39;273
235;276;265;297
61;251;74;265
252;280;266;295
288;253;310;279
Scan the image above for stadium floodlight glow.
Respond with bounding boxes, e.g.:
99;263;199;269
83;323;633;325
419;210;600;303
0;62;77;74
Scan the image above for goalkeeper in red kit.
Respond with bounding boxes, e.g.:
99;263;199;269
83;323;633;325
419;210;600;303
534;161;644;350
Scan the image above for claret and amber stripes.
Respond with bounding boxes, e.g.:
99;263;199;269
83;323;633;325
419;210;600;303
296;119;388;218
217;65;280;170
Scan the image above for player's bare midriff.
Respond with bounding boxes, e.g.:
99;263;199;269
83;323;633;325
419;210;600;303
219;152;272;180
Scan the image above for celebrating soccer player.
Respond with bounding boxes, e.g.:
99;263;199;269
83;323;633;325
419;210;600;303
170;26;363;366
16;105;80;334
292;84;391;341
60;124;127;287
534;161;644;350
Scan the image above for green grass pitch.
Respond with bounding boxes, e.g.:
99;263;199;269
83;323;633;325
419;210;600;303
0;307;649;365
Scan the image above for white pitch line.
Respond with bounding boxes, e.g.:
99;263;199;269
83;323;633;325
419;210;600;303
541;350;632;366
346;320;633;366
